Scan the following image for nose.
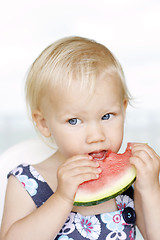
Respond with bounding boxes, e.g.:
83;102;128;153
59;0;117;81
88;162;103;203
86;123;105;144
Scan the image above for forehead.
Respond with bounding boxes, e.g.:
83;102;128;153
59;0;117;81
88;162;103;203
46;73;123;110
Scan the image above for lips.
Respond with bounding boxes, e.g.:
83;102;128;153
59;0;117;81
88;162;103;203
89;150;107;161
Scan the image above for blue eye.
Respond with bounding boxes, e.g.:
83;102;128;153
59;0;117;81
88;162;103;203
102;113;111;120
68;118;81;125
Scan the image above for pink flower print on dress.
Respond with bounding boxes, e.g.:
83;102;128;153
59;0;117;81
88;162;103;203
75;213;101;240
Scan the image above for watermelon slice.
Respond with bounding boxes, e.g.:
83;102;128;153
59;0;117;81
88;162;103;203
74;143;136;206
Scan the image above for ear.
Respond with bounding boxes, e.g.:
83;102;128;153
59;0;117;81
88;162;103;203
123;99;128;110
32;110;51;137
123;99;128;116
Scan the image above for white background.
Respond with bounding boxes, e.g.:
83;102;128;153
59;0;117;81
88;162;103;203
0;0;160;154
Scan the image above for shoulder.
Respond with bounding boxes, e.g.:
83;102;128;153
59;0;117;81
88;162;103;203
6;174;36;210
32;155;60;191
8;161;55;207
1;174;36;236
1;166;39;237
6;164;39;210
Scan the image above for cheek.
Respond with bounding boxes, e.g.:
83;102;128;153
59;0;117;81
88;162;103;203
116;121;125;141
113;122;124;138
51;128;82;157
57;140;81;158
108;119;125;151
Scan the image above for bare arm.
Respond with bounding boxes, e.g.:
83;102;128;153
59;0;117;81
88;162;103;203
0;176;73;240
0;155;100;240
136;187;160;240
130;143;160;240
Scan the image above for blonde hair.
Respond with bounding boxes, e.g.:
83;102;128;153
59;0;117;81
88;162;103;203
26;36;131;118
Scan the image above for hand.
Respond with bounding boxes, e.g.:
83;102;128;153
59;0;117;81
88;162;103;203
130;143;160;196
55;155;101;204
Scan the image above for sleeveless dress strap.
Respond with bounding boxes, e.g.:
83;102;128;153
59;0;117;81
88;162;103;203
7;164;53;207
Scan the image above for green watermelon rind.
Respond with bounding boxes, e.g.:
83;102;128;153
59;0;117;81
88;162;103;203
74;177;136;206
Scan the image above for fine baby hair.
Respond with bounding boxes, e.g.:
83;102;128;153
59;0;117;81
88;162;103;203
25;36;131;124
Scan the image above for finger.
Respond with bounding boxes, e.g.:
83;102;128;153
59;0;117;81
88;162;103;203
131;143;160;169
130;156;145;171
132;143;159;160
64;154;92;164
57;167;100;192
63;157;99;170
67;165;102;177
57;160;100;182
74;172;100;185
130;154;159;178
132;149;152;165
129;156;152;184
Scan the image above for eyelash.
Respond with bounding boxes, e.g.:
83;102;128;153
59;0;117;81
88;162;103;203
68;118;81;125
101;113;113;120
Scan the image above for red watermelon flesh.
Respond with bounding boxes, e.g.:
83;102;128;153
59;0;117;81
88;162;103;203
74;143;136;206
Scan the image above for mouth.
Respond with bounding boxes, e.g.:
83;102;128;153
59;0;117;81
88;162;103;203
89;150;107;161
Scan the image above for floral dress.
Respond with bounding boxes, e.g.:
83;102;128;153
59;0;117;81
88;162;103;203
8;164;136;240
